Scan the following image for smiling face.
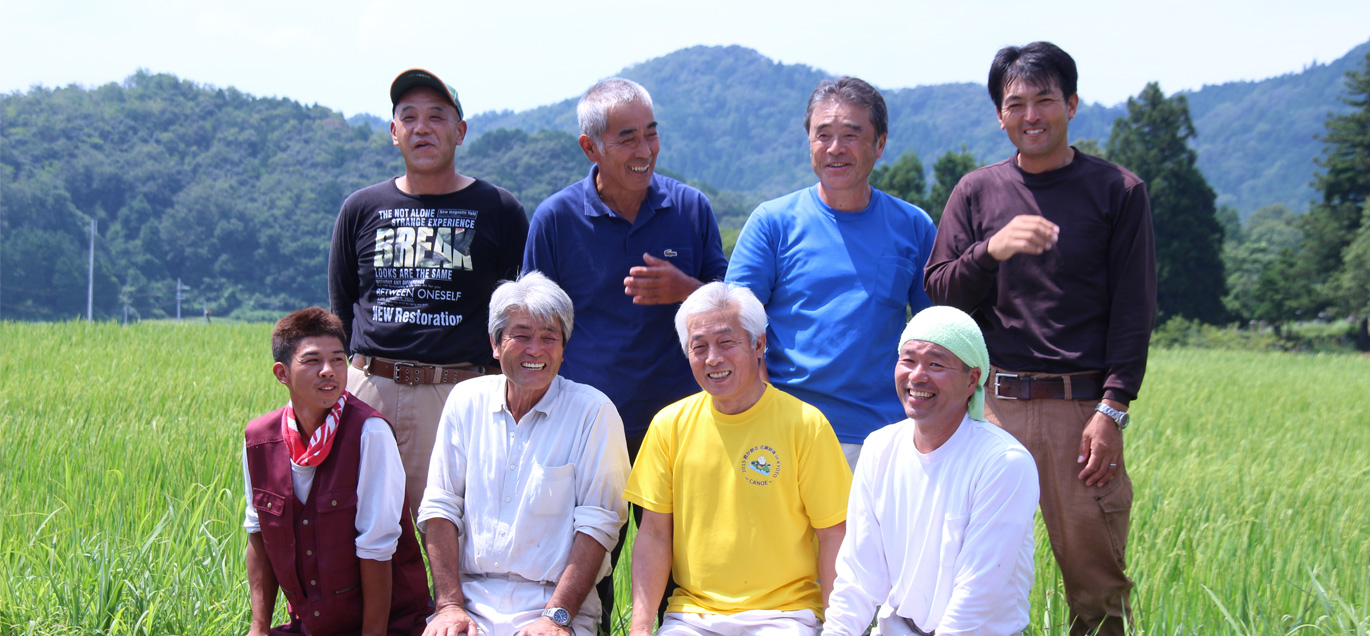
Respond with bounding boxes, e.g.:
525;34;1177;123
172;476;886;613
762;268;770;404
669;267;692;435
492;308;565;406
997;77;1078;174
274;335;348;414
894;340;981;429
808;99;886;210
391;86;466;176
685;308;767;415
581;100;658;205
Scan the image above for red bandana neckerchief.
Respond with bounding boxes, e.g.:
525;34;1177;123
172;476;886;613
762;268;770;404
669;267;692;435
282;392;347;467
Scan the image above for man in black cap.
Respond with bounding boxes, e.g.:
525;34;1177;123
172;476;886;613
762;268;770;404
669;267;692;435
330;68;528;519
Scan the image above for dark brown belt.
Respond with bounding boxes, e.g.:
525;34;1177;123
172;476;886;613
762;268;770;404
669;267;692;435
352;355;497;386
991;369;1104;401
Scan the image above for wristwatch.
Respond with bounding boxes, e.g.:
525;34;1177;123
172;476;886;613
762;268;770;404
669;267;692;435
541;607;571;628
1095;402;1130;430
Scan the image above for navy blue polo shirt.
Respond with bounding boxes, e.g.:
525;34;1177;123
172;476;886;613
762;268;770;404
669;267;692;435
523;167;728;438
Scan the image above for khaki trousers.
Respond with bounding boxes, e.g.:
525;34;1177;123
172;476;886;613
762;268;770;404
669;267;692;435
346;356;461;521
986;369;1134;636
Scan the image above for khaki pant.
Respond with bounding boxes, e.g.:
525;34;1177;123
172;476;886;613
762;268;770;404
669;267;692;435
346;356;461;521
986;369;1134;636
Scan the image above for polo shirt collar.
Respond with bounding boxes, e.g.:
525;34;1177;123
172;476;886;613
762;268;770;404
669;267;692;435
581;165;672;225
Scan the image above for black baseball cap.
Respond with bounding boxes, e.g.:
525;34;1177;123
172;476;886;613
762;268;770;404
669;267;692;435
390;69;463;120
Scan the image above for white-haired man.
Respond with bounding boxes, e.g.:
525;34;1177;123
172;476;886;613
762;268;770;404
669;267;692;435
418;272;630;636
823;306;1039;636
625;282;850;636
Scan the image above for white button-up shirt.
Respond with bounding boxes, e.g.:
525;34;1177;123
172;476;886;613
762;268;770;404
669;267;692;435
417;375;630;582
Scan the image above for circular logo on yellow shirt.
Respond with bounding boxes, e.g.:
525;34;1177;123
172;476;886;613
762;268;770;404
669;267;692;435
740;445;781;486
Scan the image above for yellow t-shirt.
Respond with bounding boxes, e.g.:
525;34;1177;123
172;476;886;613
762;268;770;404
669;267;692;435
624;385;851;617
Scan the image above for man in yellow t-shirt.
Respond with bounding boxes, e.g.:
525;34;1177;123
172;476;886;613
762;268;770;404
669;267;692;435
625;282;851;636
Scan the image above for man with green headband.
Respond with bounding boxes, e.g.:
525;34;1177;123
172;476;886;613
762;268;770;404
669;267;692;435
822;306;1039;636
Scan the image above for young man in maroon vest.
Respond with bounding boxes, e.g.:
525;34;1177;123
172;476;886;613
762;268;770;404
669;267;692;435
243;307;431;636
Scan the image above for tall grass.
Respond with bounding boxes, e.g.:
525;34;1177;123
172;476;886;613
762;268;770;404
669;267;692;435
1;322;1367;634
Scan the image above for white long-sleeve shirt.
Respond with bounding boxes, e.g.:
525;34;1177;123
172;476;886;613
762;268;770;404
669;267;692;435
823;414;1039;636
417;375;630;583
242;415;406;561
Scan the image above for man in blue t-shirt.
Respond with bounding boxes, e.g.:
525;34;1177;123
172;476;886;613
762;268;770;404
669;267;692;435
726;76;936;470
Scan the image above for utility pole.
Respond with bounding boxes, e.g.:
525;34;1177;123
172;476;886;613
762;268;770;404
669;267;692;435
87;218;96;321
176;278;190;321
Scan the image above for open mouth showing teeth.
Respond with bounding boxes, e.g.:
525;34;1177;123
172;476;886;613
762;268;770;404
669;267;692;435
521;362;545;370
629;166;649;173
908;390;934;399
707;371;730;379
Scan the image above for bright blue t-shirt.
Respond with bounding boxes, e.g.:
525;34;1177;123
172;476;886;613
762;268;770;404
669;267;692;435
726;186;936;444
524;167;728;438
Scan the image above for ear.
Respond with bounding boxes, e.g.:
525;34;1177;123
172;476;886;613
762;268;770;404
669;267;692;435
454;119;468;146
753;332;768;357
997;106;1007;131
874;133;887;160
1066;93;1079;120
578;134;600;163
390;119;400;147
490;333;500;359
273;361;289;385
966;366;983;394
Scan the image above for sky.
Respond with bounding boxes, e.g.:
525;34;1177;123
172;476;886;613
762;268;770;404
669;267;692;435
2;0;1368;120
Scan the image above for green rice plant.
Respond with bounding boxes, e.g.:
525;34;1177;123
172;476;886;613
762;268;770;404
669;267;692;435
1;322;1368;635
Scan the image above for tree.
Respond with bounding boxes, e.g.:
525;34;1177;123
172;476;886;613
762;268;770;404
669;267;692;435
924;147;979;225
1107;82;1227;324
872;150;927;210
1303;51;1370;348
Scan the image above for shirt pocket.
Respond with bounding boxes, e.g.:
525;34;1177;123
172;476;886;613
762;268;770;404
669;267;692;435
527;462;577;517
939;513;969;568
253;489;288;523
873;255;916;308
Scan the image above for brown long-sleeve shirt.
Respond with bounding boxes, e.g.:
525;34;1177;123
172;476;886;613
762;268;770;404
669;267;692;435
924;152;1156;403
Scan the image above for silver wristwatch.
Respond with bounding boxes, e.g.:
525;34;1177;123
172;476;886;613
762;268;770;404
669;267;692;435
541;607;571;627
1095;402;1130;430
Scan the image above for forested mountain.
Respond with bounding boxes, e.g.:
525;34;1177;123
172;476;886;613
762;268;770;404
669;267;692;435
473;42;1368;216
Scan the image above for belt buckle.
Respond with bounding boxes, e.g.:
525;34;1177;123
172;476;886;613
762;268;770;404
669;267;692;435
391;361;422;385
994;372;1019;400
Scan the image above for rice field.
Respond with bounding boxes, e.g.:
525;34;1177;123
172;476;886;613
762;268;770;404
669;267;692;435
1;320;1367;635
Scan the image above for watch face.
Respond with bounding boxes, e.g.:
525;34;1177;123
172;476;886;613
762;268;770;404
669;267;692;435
1118;412;1130;429
547;608;570;626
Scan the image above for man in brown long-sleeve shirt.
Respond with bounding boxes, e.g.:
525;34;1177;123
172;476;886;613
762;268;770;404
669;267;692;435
924;42;1156;636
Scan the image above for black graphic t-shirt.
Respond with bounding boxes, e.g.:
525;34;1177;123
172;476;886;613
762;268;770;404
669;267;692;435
329;178;527;366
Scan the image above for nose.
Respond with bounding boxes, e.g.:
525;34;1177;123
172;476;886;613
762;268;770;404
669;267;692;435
321;358;340;378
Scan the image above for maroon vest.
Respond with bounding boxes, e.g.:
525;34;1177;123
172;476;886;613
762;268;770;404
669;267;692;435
245;395;431;636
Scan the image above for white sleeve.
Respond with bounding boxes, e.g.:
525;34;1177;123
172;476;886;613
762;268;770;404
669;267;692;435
821;438;889;636
937;446;1040;634
354;417;405;560
570;400;630;552
416;394;467;535
242;442;260;534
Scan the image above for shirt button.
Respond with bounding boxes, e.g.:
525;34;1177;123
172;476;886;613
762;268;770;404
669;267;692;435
266;502;272;508
509;464;515;470
504;497;511;503
302;519;309;526
331;500;338;506
306;550;313;556
310;579;317;586
314;611;320;617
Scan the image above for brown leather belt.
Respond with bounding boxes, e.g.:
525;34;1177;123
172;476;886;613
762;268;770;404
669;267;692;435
352;355;496;386
991;369;1105;401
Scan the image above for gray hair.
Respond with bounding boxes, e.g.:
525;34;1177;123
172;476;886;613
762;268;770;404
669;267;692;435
674;282;768;353
488;271;575;343
578;77;654;150
804;76;888;139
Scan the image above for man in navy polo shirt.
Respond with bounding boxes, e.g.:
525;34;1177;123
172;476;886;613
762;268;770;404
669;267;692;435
523;77;727;633
523;77;727;456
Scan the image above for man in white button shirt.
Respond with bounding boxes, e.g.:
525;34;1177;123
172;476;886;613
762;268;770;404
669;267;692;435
822;306;1039;636
419;272;631;636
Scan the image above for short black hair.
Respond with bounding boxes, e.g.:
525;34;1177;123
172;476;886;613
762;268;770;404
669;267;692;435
272;307;346;365
805;76;888;139
988;41;1078;111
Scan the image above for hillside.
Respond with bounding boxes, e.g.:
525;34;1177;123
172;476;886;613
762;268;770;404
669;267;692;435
471;42;1367;215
